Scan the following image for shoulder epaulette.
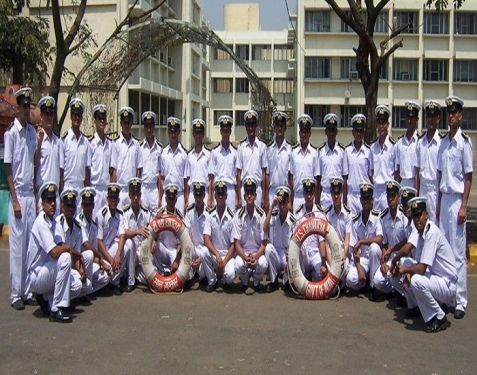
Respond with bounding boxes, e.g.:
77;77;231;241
255;206;265;217
338;142;345;149
352;213;360;222
346;141;352;148
140;205;149;213
271;209;278;216
238;207;245;218
389;137;396;145
364;142;370;148
59;214;65;225
186;203;195;212
176;210;184;219
42;212;48;221
309;143;317;150
157;207;165;215
418;131;427;139
371;209;380;216
207;206;216;214
323;205;332;214
123;204;131;212
439;131;448;138
289;212;296;224
212;142;220;150
86;134;94;141
6;120;14;131
226;207;233;217
155;139;163;148
398;206;404;213
109;133;119;141
343;204;351;213
230;143;237;150
116;209;123;215
101;207;108;217
61;133;68;140
425;222;431;233
397;134;404;140
267;140;273;147
187;148;194;155
240;137;247;144
292;143;300;149
380;208;389;218
78;213;84;222
139;139;146;146
257;136;266;144
318;142;326;150
295;204;304;215
73;218;82;229
132;134;139;141
462;132;469;140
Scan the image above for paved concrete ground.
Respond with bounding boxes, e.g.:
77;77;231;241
0;240;476;374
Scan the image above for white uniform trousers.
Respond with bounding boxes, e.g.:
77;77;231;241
92;186;107;220
107;241;135;287
419;179;438;223
320;188;332;210
347;191;361;215
72;250;94;297
29;252;82;312
299;240;323;282
439;193;467;311
373;184;387;212
152;242;177;276
400;178;415;189
142;183;159;215
202;250;236;286
264;243;287;283
345;243;381;290
91;262;110;293
189;244;207;281
161;191;185;216
235;252;268;287
409;274;456;323
389;257;418;309
9;193;35;304
373;252;397;294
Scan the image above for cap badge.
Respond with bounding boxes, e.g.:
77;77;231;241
447;98;453;106
411;201;418;209
67;191;73;199
48;185;55;193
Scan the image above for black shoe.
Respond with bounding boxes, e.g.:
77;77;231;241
222;283;232;291
395;293;407;308
49;308;72;323
406;307;421;318
11;299;25;311
205;283;217;293
424;316;450;333
266;280;279;293
367;287;377;301
282;281;291;292
111;284;122;296
183;279;194;290
35;294;50;316
23;298;38;306
122;285;136;293
454;309;465;319
252;283;263;292
240;283;248;292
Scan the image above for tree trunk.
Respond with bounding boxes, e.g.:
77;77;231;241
12;51;23;84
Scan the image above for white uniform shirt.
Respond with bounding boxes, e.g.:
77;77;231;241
140;138;162;186
184;204;209;247
160;144;188;193
35;131;60;190
185;146;211;186
290;144;320;196
437;128;473;194
324;205;352;243
55;214;83;254
156;207;183;249
60;129;91;187
345;142;371;193
119;204;151;246
267;139;292;190
409;221;457;284
96;205;122;249
318;142;349;189
395;132;418;179
369;136;396;186
268;210;295;252
208;143;237;186
236;137;268;182
415;131;442;182
110;133;142;189
203;206;234;253
4;119;36;192
90;133;113;188
77;213;98;250
350;210;383;257
27;212;61;275
232;206;266;252
379;208;407;248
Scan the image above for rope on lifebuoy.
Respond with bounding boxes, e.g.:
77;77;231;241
287;213;345;300
139;214;193;294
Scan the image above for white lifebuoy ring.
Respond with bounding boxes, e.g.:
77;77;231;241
287;214;345;300
139;214;193;293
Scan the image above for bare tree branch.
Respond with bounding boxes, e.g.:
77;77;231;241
67;31;91;55
64;0;87;48
379;24;408;54
381;39;403;61
375;0;389;15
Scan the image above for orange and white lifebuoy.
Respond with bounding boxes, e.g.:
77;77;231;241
287;215;344;300
139;214;193;293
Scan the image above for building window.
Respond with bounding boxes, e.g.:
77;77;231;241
423;60;448;81
235;78;249;93
340;57;357;79
392;107;408;129
424;12;449;34
273;79;294;94
455;13;477;34
454;60;477;83
379;64;388;80
214;78;233;93
235;110;247;126
236;45;249;60
214;46;232;60
305;11;330;32
252;45;271;60
274;45;294;61
214;110;233;126
128;90;139;125
460;108;477;130
394;11;418;34
305;57;330;79
341;106;365;128
393;59;418;81
374;12;389;33
304;105;329;127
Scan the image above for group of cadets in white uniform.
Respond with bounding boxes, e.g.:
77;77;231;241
4;86;472;332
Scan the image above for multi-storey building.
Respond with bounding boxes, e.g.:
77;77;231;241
209;3;295;143
295;0;477;145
